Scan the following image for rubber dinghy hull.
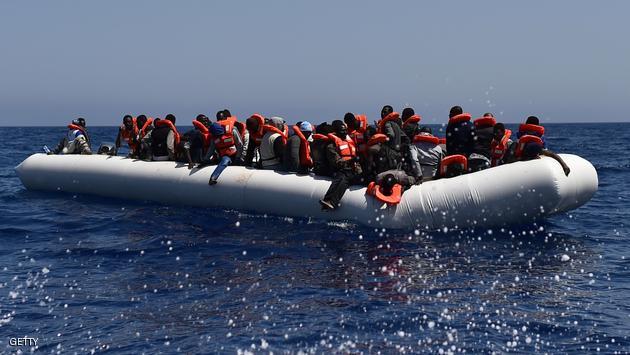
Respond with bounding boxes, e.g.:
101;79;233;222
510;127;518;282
16;154;597;230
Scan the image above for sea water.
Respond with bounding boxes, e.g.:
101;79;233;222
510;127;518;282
0;123;628;353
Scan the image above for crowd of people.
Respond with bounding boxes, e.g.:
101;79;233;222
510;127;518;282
50;105;571;210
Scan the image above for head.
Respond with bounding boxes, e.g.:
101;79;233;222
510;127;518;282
315;122;331;135
366;125;378;138
165;114;176;124
526;116;540;125
419;126;433;135
136;115;148;128
402;107;415;121
483;112;494;118
521;142;544;161
344;112;358;130
449;106;463;118
381;173;397;196
331;120;348;138
493;123;506;140
73;117;86;127
122;115;134;130
153;118;161;127
269;117;285;130
246;118;260;134
381;105;394;119
196;114;211;127
223;109;231;117
299;121;313;139
216;110;227;121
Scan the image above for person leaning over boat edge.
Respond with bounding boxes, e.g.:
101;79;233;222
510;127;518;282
50;117;92;155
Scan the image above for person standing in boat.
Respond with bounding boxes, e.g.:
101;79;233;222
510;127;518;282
319;120;362;211
50;118;92;155
151;114;179;161
445;105;475;157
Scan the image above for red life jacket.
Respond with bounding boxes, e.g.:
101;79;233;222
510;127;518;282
366;181;403;205
154;119;180;146
473;116;496;129
403;114;421;128
490;129;512;166
292;125;313;167
440;154;468;177
262;124;288;144
119;117;139;149
515;135;544;159
413;134;440;145
249;114;266;146
138;118;154;139
311;133;330;142
214;117;239;157
518;123;545;137
367;133;388;147
438;137;447;145
448;113;472;125
67;123;87;137
327;134;356;161
192;120;211;151
355;114;368;132
377;112;401;133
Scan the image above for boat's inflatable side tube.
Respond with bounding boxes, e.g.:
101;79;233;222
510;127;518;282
15;154;597;229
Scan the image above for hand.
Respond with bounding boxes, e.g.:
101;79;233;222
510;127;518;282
563;166;571;176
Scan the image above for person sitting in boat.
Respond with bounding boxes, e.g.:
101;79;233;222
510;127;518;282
344;112;368;158
243;113;266;167
507;134;571;176
132;114;154;160
310;122;333;177
468;113;496;172
113;115;137;156
283;121;313;174
50;118;92;155
259;117;287;170
215;109;247;164
489;122;513;167
319;120;362;211
401;107;421;140
407;126;444;180
151;114;179;161
439;154;468;178
445;105;475;157
516;115;546;147
376;105;409;174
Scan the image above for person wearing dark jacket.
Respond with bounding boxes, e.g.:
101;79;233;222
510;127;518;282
376;105;409;173
469;112;496;171
445;105;475;157
151;114;178;161
319;120;363;211
310;122;333;177
284;121;313;174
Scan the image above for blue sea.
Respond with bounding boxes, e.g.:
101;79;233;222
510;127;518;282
0;123;628;353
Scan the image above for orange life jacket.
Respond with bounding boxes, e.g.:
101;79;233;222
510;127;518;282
377;112;401;133
249;114;266;146
262;124;288;144
349;114;368;155
192;120;211;152
366;181;403;205
154;119;180;146
214;117;239;157
403;114;421;128
67;123;87;138
440;154;468;177
355;114;368;132
518;123;545;137
413;134;440;145
448;113;472;125
292;125;313;167
367;133;388;147
490;129;512;166
438;137;447;145
119;117;139;149
515;135;544;159
473;116;496;129
327;134;356;161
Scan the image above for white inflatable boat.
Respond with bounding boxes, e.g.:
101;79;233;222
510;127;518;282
16;153;598;229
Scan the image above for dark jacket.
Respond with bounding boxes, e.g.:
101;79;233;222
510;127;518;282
446;120;475;156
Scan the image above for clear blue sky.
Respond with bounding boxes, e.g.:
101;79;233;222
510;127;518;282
1;0;629;126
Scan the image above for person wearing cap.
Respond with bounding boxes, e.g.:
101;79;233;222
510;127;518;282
51;117;92;155
283;121;313;174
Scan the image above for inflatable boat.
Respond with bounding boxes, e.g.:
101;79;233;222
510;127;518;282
15;153;598;230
